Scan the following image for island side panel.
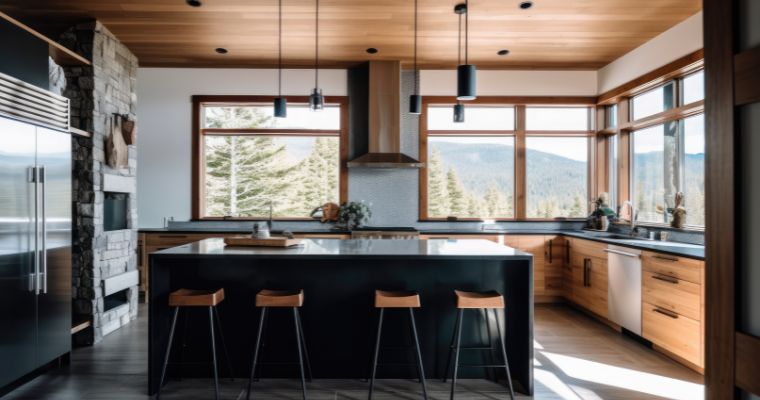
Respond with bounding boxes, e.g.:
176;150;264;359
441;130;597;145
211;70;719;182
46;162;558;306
148;254;532;395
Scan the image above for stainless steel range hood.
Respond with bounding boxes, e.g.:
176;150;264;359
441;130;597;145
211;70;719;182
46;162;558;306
347;61;423;168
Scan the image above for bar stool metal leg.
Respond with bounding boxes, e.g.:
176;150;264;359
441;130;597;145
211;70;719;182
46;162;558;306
293;307;308;400
449;308;464;400
208;307;220;400
482;308;496;382
295;308;313;382
408;308;428;400
157;307;179;400
213;306;235;381
493;309;515;400
442;309;462;383
368;308;385;400
246;307;267;400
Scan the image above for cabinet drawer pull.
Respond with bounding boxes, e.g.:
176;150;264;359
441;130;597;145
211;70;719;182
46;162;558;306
652;274;679;284
548;239;553;264
158;235;189;238
652;255;679;262
653;307;679;319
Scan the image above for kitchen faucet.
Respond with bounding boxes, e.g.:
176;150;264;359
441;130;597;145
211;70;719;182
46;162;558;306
268;201;273;231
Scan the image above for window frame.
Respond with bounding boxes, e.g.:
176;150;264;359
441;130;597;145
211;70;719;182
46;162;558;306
419;96;597;222
191;95;349;220
597;53;705;231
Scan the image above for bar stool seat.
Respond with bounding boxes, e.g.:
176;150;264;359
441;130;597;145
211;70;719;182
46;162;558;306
454;290;504;309
255;289;304;307
375;290;421;308
169;288;225;307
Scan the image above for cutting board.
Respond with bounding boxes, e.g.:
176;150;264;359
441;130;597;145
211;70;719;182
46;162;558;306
224;236;303;247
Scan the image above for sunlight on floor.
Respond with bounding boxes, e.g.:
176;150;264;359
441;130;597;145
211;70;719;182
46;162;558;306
540;351;704;400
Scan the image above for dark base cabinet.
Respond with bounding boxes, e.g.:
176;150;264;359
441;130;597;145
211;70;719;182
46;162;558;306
148;238;534;396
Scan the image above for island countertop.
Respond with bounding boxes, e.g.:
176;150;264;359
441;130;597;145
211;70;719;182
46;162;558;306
152;237;533;260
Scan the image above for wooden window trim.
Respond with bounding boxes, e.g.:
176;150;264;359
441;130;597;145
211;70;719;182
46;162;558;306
191;95;349;220
419;96;595;222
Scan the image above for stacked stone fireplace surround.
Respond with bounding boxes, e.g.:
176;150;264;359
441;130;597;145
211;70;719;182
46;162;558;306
60;21;139;345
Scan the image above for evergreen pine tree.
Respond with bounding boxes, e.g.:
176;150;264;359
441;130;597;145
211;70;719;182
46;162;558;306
447;168;466;215
427;147;450;216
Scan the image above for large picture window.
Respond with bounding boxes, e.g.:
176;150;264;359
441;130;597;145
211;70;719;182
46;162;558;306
420;99;595;220
628;69;705;228
425;105;515;219
192;96;347;219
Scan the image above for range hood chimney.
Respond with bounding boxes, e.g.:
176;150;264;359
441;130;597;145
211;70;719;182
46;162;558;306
347;61;423;168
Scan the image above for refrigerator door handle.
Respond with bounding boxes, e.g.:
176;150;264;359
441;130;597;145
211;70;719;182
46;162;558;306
29;166;38;293
40;165;47;294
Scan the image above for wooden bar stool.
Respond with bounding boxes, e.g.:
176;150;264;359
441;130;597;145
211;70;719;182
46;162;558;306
246;289;311;400
444;290;515;400
157;288;231;400
369;290;428;400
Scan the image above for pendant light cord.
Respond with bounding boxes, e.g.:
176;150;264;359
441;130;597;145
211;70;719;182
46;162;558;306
314;0;319;89
278;0;282;97
464;0;469;65
413;0;418;95
457;11;462;66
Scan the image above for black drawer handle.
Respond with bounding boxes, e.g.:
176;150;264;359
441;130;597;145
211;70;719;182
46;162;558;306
653;255;679;262
652;274;679;284
653;307;679;319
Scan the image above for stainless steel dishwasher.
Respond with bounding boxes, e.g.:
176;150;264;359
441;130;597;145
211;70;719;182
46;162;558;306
605;245;642;335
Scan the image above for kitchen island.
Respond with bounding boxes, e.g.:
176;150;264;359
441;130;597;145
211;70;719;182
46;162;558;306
148;238;534;395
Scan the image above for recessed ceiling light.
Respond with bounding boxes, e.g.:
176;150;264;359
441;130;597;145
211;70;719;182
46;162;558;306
519;1;533;9
186;0;202;7
497;49;510;56
215;47;228;54
366;48;378;54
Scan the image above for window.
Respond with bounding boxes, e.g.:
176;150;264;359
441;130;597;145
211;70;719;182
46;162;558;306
682;114;705;226
526;137;589;218
608;134;619;211
628;69;705;228
631;81;675;120
681;70;705;105
425;106;515;219
193;97;346;219
421;101;594;221
526;107;590;131
606;104;618;129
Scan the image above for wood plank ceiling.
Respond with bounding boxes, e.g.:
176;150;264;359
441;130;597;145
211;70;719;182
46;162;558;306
0;0;701;69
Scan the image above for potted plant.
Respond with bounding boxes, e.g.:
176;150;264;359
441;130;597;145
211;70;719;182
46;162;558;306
656;192;687;228
337;201;372;230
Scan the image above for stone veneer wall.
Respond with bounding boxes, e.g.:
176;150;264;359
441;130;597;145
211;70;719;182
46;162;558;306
60;21;139;344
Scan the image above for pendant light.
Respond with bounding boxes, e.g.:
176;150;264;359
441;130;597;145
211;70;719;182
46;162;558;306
456;1;476;100
309;0;324;111
453;101;465;122
273;0;287;118
409;0;422;114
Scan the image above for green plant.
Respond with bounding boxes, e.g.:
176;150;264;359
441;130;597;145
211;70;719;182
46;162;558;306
338;201;372;229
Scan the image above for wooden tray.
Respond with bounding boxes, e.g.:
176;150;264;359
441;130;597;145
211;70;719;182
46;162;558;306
224;236;303;247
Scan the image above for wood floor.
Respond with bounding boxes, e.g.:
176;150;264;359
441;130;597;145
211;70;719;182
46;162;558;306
2;304;703;399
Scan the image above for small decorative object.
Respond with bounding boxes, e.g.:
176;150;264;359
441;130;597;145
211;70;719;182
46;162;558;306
122;118;136;145
656;192;687;229
252;222;270;239
310;202;340;223
588;192;617;231
337;201;372;230
106;116;128;168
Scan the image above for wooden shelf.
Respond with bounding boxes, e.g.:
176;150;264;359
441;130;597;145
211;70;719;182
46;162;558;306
0;11;90;67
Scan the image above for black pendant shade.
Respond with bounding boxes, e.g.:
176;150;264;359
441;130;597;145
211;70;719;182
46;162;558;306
457;64;476;100
309;88;324;111
453;103;465;123
409;94;422;114
274;97;287;117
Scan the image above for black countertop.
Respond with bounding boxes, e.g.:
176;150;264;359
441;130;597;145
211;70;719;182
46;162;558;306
152;237;533;260
141;227;704;260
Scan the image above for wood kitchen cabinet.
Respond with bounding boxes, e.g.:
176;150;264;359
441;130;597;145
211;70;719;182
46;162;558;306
566;238;609;319
641;251;705;370
503;235;564;302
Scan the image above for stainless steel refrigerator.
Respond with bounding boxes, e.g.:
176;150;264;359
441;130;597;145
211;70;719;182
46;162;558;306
0;71;71;389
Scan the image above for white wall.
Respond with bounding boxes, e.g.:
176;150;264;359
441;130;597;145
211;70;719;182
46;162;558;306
597;12;703;94
421;70;597;96
136;68;347;227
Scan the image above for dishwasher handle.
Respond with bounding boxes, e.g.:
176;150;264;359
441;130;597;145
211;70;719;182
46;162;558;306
604;248;640;258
